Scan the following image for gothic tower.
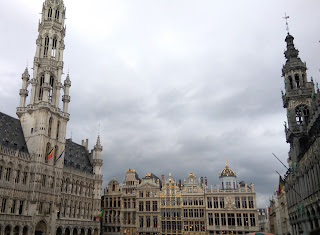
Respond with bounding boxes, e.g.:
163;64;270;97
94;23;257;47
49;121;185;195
16;0;70;218
282;33;315;165
17;0;70;166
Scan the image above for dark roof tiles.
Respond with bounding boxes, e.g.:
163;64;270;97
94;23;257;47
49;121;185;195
0;112;28;153
64;139;93;174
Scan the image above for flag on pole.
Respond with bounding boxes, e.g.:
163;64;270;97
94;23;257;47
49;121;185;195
96;210;103;219
47;148;54;160
278;176;284;195
55;149;65;163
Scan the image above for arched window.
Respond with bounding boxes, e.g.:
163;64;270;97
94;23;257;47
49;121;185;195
49;76;54;102
48;7;53;19
44;36;49;57
52;37;57;58
288;76;293;89
295;105;309;125
45;142;51;163
56;121;60;140
48;117;53;137
55;9;60;21
295;74;300;88
39;75;45;101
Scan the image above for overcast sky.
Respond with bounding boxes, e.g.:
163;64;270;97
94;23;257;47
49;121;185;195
1;0;320;208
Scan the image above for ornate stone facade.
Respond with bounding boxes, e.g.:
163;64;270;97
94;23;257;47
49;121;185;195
269;191;292;235
102;163;258;235
0;0;103;234
281;32;320;234
206;164;259;235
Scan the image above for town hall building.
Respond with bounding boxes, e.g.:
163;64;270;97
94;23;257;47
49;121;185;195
0;0;103;234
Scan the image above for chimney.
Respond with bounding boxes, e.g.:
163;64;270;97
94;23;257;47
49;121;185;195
179;179;182;189
205;177;207;186
162;174;164;186
81;139;89;150
200;177;203;185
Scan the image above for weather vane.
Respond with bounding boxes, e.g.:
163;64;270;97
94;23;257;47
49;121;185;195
283;13;290;33
225;158;228;166
98;123;101;136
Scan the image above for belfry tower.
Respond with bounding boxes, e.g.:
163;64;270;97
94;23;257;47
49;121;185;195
17;0;70;166
282;33;315;164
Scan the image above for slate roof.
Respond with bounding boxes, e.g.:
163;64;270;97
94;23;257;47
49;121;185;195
64;139;93;174
0;112;28;153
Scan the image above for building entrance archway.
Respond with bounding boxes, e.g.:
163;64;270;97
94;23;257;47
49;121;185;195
35;221;47;235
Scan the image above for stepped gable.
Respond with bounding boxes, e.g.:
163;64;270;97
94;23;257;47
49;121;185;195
0;112;28;153
64;138;93;173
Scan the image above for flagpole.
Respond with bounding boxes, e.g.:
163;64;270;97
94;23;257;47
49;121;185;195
272;153;290;171
275;171;301;198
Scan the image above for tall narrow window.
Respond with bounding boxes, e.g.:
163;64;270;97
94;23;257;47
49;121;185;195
39;75;45;100
288;76;293;89
5;167;11;181
22;171;28;184
243;213;249;226
248;196;254;208
221;213;226;226
236;213;242;226
48;7;53;19
295;74;300;88
52;37;57;58
241;197;247;208
49;76;54;102
250;213;256;226
56;121;60;140
11;200;16;214
219;197;224;208
44;36;49;57
55;9;60;21
208;213;213;225
54;145;58;164
235;197;240;208
48;117;53;137
227;213;235;226
19;201;24;215
15;170;20;183
1;198;7;213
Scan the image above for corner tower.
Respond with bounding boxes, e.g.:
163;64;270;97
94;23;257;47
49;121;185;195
281;33;315;164
16;0;70;166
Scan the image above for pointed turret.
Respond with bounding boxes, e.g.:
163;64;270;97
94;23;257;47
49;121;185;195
93;135;103;175
19;67;30;107
62;73;71;113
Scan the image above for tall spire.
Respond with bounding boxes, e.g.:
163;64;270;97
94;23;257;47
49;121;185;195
16;0;70;166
